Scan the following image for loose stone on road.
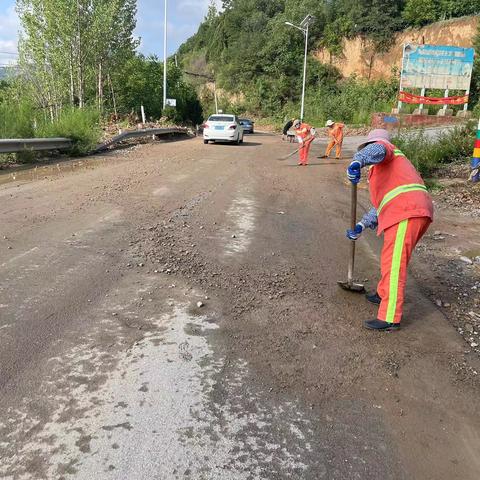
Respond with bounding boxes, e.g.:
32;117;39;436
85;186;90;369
0;134;479;479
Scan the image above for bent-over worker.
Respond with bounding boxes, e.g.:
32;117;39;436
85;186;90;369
323;120;344;159
346;129;433;331
293;119;314;166
282;118;294;142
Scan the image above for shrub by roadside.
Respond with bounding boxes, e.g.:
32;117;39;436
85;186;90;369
0;99;35;139
36;108;102;155
392;123;475;178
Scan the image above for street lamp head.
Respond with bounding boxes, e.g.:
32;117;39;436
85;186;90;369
285;21;305;33
300;14;315;28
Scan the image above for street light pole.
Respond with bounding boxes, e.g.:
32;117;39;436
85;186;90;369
300;23;309;122
163;0;167;110
285;15;314;122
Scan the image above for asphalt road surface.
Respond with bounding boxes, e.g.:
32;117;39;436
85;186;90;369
1;133;479;479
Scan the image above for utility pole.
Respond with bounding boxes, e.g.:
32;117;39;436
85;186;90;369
300;22;309;122
163;0;168;110
285;14;315;122
212;70;218;114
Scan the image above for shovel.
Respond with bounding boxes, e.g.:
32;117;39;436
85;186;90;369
277;146;301;161
277;136;315;161
338;182;365;293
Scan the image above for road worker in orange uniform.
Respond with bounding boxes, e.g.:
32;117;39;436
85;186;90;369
323;119;344;159
346;129;434;331
293;119;314;166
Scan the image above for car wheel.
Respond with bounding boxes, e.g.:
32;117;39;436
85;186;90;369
203;139;208;144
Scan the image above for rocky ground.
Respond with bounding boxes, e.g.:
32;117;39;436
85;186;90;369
0;133;479;479
411;162;480;374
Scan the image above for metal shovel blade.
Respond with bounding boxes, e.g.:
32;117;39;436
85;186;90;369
337;280;365;293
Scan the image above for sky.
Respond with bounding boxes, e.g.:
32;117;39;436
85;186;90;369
0;0;222;66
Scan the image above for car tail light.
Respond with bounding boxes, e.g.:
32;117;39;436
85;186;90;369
202;124;209;129
228;125;236;130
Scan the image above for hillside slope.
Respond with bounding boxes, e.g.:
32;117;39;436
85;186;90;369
177;3;479;122
316;16;478;80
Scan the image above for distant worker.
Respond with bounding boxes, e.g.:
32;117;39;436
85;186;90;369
346;129;433;331
293;119;315;166
322;120;344;159
282;118;295;142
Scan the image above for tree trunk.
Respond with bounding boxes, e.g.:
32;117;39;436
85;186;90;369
77;0;84;108
69;56;75;106
108;73;118;118
98;62;103;110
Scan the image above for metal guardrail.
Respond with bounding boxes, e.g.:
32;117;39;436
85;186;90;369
0;127;189;155
0;138;72;154
92;127;188;153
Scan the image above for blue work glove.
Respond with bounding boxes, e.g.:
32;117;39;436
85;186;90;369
346;223;364;241
347;160;361;184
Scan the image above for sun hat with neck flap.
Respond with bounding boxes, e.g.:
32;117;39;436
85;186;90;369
358;129;391;151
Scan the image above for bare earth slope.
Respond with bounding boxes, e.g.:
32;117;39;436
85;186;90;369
0;134;479;479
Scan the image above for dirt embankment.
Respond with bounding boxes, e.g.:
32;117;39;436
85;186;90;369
315;16;478;80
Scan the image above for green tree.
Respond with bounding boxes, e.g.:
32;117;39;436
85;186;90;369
402;0;439;27
439;0;480;20
351;0;405;51
16;0;138;114
113;55;203;124
469;20;480;108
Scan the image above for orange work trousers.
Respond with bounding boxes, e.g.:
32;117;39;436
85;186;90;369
377;217;431;324
299;139;313;165
325;139;342;159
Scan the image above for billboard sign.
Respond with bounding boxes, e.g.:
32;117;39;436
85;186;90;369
401;44;474;90
166;98;177;107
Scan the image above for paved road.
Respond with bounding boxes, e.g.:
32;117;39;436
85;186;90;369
0;134;479;479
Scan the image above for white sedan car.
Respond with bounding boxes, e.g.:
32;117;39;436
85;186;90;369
203;114;244;144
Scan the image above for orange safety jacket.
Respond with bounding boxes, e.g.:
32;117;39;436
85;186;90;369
295;123;312;141
329;123;344;143
368;140;434;234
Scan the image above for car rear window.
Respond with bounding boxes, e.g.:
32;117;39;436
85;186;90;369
240;119;251;123
209;116;235;122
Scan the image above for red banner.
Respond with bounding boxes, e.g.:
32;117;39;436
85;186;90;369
399;91;469;105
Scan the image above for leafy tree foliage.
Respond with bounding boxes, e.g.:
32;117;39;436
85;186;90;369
10;0;203;126
16;0;138;114
113;55;203;124
179;0;478;120
469;20;480;108
403;0;480;26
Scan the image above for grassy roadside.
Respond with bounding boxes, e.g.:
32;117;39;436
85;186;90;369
0;105;102;165
392;123;475;180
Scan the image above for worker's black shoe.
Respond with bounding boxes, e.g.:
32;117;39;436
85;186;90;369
364;319;400;331
366;291;381;305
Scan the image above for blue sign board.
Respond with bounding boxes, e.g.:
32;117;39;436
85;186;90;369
401;44;474;90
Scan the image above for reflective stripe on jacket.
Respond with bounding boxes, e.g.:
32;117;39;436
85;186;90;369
368;140;434;234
